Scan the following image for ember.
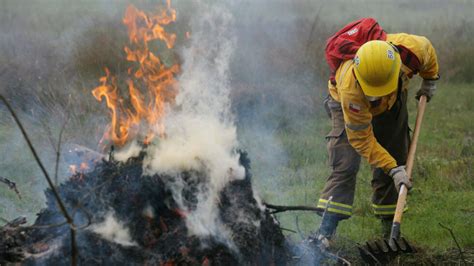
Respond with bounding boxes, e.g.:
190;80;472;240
1;2;328;265
21;151;290;265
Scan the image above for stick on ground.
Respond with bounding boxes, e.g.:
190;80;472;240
264;202;320;214
0;94;78;266
0;176;21;199
439;222;467;265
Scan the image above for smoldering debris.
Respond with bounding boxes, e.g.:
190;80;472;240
89;211;137;247
9;150;290;265
0;217;27;264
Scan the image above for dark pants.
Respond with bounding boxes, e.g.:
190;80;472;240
317;90;410;220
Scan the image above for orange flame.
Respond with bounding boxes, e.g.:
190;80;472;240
69;163;89;175
79;162;89;171
69;165;77;174
92;1;179;147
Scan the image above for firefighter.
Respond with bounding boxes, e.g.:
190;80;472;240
313;34;439;247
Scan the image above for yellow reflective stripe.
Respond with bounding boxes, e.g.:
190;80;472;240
327;207;352;216
373;206;409;215
317;204;352;216
372;204;397;209
317;199;353;216
374;210;396;215
319;199;352;209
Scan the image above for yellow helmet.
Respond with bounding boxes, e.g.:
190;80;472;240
353;40;401;97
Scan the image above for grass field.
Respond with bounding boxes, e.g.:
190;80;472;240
2;82;472;262
1;1;473;263
249;82;474;259
1;81;471;262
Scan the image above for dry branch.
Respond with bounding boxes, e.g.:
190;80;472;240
54;95;72;185
0;175;21;199
439;222;467;265
0;217;27;264
295;215;305;239
0;94;78;266
264;202;320;214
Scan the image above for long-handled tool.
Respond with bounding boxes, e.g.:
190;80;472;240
358;95;428;264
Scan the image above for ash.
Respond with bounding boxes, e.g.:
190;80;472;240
21;150;290;265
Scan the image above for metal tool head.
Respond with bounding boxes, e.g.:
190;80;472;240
358;237;416;265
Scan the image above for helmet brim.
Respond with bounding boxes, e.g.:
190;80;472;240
355;52;401;97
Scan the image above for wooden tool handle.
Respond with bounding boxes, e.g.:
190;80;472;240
391;95;427;237
406;95;427;178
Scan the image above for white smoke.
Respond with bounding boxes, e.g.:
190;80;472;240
144;116;243;188
143;2;246;240
89;211;137;247
114;140;141;163
142;204;155;219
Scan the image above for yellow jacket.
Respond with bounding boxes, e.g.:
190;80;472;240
328;33;439;172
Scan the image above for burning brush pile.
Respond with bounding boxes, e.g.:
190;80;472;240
2;2;295;265
22;150;289;265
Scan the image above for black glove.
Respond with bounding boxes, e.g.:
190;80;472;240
416;79;437;102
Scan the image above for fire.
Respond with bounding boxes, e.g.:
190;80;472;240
79;162;89;171
69;164;77;174
69;162;89;177
69;164;86;182
92;1;180;147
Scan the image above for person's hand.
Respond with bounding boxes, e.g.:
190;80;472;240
416;79;437;102
389;166;412;193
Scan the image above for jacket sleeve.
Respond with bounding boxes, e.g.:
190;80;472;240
411;35;439;79
390;33;440;80
339;91;398;172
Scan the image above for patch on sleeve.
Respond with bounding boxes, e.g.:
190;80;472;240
349;102;361;113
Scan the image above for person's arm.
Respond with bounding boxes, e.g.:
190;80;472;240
339;90;397;173
391;33;440;101
410;35;440;101
411;35;439;80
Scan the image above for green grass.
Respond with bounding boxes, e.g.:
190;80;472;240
1;0;473;260
0;122;48;224
251;82;474;254
0;80;472;261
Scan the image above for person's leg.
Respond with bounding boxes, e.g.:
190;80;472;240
317;97;361;239
371;168;400;238
371;89;410;238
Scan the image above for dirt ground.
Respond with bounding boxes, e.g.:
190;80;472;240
339;244;474;265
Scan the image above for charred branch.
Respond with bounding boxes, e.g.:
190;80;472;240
0;94;78;266
8;151;292;265
0;217;27;264
264;202;320;214
0;175;21;199
280;227;297;234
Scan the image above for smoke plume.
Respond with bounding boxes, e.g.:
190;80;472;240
89;211;137;247
142;2;245;241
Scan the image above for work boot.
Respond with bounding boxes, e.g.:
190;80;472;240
308;233;330;250
309;214;341;250
319;213;340;240
381;217;393;239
